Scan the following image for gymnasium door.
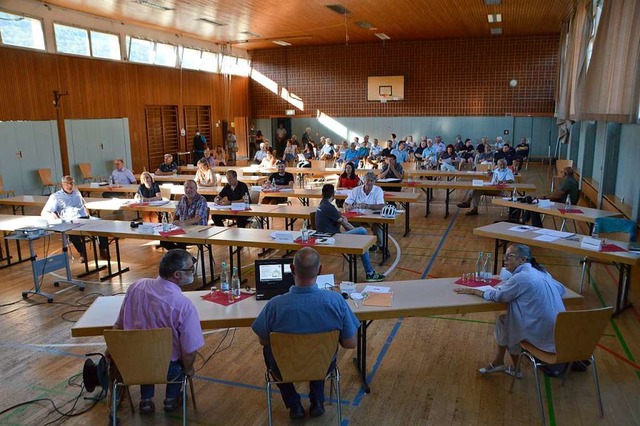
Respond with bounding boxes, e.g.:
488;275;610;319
183;105;212;155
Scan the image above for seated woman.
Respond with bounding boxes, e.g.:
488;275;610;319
475;143;493;164
260;147;277;169
194;158;217;187
213;146;227;166
439;144;459;171
296;142;315;168
203;148;216;168
335;140;349;167
336;162;360;208
282;139;297;166
136;171;162;223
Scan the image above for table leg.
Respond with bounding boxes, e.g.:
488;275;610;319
422;188;430;217
402;202;410;236
493;239;500;274
380;224;389;265
77;237;106;278
613;265;633;316
99;238;130;281
352;320;371;393
444;188;452;218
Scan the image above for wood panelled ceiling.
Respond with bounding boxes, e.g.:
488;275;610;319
44;0;578;51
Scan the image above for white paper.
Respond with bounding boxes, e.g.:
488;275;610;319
148;200;169;206
508;225;534;232
362;285;391;293
212;204;233;210
534;229;574;238
316;274;335;290
533;235;560;242
472;179;484;186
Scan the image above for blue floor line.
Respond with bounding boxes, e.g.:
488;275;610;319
351;210;459;406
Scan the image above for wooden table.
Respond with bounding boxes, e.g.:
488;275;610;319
473;221;640;315
71;278;583;393
491;198;621;233
206;227;375;283
153;174;267;185
0;195;109;215
77;183;224;198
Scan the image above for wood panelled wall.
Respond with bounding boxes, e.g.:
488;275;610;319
0;46;249;172
250;35;559;118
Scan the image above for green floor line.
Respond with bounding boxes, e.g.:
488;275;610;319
428;315;494;325
544;374;556;426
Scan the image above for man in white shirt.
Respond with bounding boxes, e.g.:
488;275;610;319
367;138;383;168
318;138;335;160
344;171;386;251
433;136;446;155
110;158;136;185
457;159;514;216
254;142;268;163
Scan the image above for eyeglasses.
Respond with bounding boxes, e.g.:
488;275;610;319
504;254;521;260
178;257;198;274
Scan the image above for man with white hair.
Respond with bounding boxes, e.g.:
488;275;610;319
254;142;268;163
319;137;335;160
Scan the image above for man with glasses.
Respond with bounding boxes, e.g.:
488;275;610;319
344;171;386;252
160;180;208;251
112;249;204;415
454;244;566;378
105;158;136;199
41;175;110;261
155;154;178;176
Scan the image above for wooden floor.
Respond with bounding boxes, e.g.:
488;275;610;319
0;164;638;425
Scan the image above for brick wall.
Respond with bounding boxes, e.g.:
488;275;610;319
250;35;559;118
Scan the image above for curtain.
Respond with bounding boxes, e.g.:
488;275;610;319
577;0;640;123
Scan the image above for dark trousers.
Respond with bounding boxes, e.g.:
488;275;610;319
160;241;188;251
213;215;248;228
263;346;334;407
140;360;184;399
69;235;107;256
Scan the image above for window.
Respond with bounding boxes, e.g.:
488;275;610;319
200;51;220;72
126;36;154;64
0;11;45;50
235;58;251;76
90;31;120;60
181;47;202;70
154;42;177;67
54;23;90;56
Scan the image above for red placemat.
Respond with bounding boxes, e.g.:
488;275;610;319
262;189;280;193
600;243;628;253
558;208;584;214
201;290;253;306
159;228;187;237
230;208;252;214
343;211;364;218
454;277;501;287
294;236;318;246
406;181;418;187
491;183;506;189
129;202;150;207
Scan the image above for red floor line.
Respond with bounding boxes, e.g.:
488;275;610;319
395;266;423;275
597;343;640;371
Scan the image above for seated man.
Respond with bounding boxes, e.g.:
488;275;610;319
316;184;385;282
454;244;565;377
113;249;204;414
344;141;360;165
155;154;178;176
494;143;515;167
104;158;136;198
318;137;335;161
457;158;514;216
160;180;208;251
514;138;530;172
213;170;250;228
524;167;579;227
261;161;294;205
380;139;393;158
41;175;109;261
344;171;386;252
254;142;268;164
390;141;410;164
366;138;383;168
251;247;359;419
377;154;404;193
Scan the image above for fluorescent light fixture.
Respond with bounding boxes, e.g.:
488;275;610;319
490;27;503;35
195;18;226;26
272;40;292;46
241;31;262;38
375;33;390;40
484;0;501;4
135;0;174;11
356;21;376;30
326;4;351;15
487;14;502;23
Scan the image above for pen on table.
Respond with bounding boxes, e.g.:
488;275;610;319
198;227;210;232
351;298;358;308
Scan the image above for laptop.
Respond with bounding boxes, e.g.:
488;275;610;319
255;258;295;300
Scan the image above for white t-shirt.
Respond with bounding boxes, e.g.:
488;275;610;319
345;185;385;205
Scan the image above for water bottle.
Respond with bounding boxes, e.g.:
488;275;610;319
565;194;571;212
301;220;309;242
482;253;492;281
512;186;518;201
109;175;114;185
592;222;599;240
220;262;229;293
475;251;483;281
271;178;276;188
231;267;241;300
162;212;169;232
243;192;250;209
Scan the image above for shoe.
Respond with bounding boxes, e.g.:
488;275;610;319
139;399;155;415
289;401;305;419
457;202;470;208
163;395;182;413
99;247;111;260
505;366;523;379
309;401;325;418
366;272;385;282
466;208;479;216
368;244;378;252
479;363;506;375
78;256;86;263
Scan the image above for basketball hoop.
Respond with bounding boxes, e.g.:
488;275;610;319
380;95;388;103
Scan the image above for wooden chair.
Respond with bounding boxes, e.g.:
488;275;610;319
0;176;15;198
38;168;58;195
235;159;249;166
79;163;96;183
266;330;341;425
402;161;417;171
510;307;613;425
159;186;172;201
104;328;196;426
579;217;636;293
550;159;574;191
475;163;491;173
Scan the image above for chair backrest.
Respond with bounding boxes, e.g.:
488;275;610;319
235;159;249;166
553;307;612;363
310;160;328;170
79;163;93;179
594;217;636;242
104;328;173;386
160;186;172;201
555;159;573;175
38;168;54;186
402;161;417;171
475;163;490;172
270;330;339;382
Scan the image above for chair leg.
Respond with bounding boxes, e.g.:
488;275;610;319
266;373;273;426
188;376;197;410
509;352;524;393
111;382;119;426
591;355;605;418
530;359;546;425
579;258;590;294
182;379;187;426
335;367;342;424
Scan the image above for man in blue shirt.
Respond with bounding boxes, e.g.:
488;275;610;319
457;158;514;216
252;248;360;419
344;141;360;164
391;140;410;164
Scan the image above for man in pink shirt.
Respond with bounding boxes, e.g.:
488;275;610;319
113;249;204;415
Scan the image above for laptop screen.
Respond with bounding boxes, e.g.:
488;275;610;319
255;258;295;299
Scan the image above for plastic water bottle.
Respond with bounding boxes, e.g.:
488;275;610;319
512;186;518;201
109;175;114;185
301;220;309;242
271;178;276;188
475;251;483;281
592;222;599;239
220;262;229;293
231;267;241;300
162;212;169;232
243;192;250;209
482;253;492;281
565;194;571;212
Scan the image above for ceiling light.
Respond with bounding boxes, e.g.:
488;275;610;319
272;40;292;46
356;21;375;30
490;27;503;35
241;31;262;38
135;0;174;11
195;18;226;26
375;33;390;40
484;0;501;4
487;14;502;23
326;4;351;15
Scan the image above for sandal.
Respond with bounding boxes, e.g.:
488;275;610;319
505;366;523;379
479;363;507;374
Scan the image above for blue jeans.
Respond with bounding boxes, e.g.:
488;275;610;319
345;227;374;275
140;360;184;400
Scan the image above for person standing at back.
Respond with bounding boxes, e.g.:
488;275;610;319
192;128;207;164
